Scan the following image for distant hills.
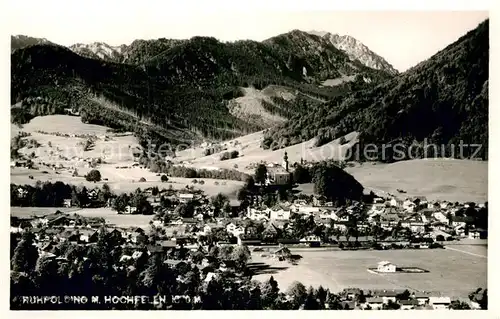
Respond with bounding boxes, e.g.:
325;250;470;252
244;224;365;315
11;30;393;148
12;20;488;162
264;20;489;161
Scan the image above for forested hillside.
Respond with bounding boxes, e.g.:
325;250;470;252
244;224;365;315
11;31;391;149
263;20;489;161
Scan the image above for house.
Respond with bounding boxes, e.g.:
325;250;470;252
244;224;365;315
433;212;449;224
429;297;451;309
178;193;194;203
390;198;404;207
299;235;321;246
226;223;244;237
377;261;396;273
440;201;453;209
428;202;441;210
269;208;291;221
468;228;487;239
412;293;430;306
343;288;361;300
399;299;419;310
270;246;291;259
87;189;99;201
365;297;384;310
63;198;72;208
16;186;29;200
451;217;467;228
403;200;417;212
124;205;137;214
246;207;269;221
373;290;400;304
291;205;320;215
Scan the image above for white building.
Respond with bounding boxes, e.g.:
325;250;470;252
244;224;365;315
246;208;269;221
300;235;321;244
390;198;403;207
364;298;383;310
429;297;451;310
377;261;396;273
403;200;417;212
178;193;194;203
269;208;291;221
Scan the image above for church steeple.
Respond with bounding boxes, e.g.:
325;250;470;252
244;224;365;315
283;151;289;172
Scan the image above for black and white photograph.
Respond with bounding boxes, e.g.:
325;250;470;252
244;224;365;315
7;1;493;312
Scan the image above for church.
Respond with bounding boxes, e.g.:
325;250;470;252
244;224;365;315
266;152;293;185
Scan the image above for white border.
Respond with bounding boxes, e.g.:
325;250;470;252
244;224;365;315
1;1;498;319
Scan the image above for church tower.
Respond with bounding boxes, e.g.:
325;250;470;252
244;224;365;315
283;151;289;172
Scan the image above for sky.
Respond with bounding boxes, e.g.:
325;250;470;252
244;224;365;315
7;1;489;71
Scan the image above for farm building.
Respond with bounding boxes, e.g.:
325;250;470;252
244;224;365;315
377;261;396;273
270;246;291;259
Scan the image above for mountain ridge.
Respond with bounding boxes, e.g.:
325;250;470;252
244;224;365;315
308;30;398;75
263;20;489;161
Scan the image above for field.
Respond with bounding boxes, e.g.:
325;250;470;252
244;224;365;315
11;115;243;198
174;130;359;174
346;159;488;203
251;247;487;300
13;116;488;203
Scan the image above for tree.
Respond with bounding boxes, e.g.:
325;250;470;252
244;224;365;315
231;245;251;269
211;193;229;217
303;287;321;310
286;281;307;308
85;169;102;182
356;290;367;304
450;300;471;309
261;276;280;309
113;193;130;213
161;175;168;182
292;165;311;184
312;163;363;203
254;164;268;185
151;187;159;197
175;202;195;218
11;231;39;273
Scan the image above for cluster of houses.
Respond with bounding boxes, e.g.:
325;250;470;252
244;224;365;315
339;288;456;310
243;193;487;243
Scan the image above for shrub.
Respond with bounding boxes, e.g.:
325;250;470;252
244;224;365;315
161;175;168;182
85;169;102;182
138;177;146;182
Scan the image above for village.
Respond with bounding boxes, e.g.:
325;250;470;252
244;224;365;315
10;156;488;310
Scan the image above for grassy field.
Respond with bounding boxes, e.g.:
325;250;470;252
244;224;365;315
251;247;487;300
174;131;359;174
11;115;244;199
346;159;488;203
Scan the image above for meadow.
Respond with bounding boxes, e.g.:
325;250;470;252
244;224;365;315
251;247;487;300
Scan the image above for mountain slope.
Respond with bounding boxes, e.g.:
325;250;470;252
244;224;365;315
11;32;395;150
69;42;126;62
264;20;489;161
11;35;54;51
322;33;398;75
